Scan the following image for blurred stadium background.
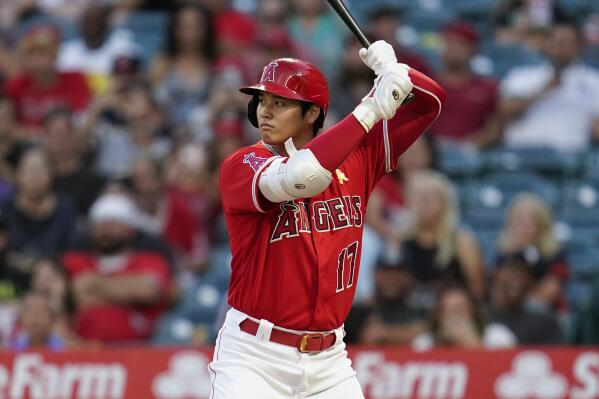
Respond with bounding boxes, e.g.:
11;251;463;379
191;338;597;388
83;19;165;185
0;0;599;398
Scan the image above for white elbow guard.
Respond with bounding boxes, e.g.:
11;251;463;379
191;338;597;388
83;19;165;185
259;139;332;203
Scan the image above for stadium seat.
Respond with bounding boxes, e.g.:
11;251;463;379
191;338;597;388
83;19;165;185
152;315;196;345
403;7;458;33
463;171;560;230
558;180;599;241
582;147;599;180
118;11;170;69
563;234;599;279
480;146;580;178
444;0;496;16
480;42;544;78
438;142;482;180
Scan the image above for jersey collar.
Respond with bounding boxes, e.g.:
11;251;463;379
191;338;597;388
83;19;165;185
261;141;281;156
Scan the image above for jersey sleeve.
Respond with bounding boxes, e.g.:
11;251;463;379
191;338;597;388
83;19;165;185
219;148;278;214
360;67;445;190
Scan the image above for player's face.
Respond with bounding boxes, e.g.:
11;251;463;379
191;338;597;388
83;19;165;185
256;92;310;145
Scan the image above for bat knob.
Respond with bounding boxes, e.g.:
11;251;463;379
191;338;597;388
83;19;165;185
402;93;415;106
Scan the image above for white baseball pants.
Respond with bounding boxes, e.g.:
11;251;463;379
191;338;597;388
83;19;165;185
208;307;364;399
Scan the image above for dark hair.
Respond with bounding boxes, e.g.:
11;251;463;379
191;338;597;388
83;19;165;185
30;257;76;316
165;5;216;61
430;284;485;345
300;101;325;135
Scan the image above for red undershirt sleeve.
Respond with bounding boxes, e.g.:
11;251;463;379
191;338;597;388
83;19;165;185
305;114;367;172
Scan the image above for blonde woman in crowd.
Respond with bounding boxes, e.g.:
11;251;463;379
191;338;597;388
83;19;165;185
400;170;485;301
497;193;568;312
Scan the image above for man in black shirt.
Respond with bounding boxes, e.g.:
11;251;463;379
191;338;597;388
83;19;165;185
489;257;563;345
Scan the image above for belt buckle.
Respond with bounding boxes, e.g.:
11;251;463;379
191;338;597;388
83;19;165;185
299;333;326;353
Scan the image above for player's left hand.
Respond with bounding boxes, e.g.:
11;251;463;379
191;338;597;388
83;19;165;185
359;40;397;75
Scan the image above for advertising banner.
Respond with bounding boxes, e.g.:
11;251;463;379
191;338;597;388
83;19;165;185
0;347;597;398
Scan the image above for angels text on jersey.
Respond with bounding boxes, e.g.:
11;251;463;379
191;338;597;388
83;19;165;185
270;195;363;243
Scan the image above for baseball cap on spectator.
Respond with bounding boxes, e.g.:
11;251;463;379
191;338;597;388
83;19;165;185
19;25;61;53
215;10;256;48
89;194;140;228
442;21;479;46
255;28;293;51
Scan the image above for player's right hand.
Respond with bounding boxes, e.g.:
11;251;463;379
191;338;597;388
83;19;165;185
352;65;413;131
359;40;397;75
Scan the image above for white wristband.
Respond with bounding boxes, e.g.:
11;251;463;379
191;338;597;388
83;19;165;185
352;98;381;132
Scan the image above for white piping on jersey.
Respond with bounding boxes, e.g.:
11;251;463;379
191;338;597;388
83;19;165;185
386;83;443;172
251;156;278;213
383;120;391;173
412;83;443;121
261;141;281;156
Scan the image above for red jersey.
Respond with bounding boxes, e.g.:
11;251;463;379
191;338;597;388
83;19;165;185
431;75;497;141
5;71;91;129
220;70;444;330
62;251;171;342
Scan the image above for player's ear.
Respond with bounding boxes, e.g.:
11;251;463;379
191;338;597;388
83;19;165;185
305;104;321;125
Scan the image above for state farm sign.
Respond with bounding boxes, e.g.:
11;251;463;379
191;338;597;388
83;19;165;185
0;353;126;399
355;351;468;398
349;348;599;399
0;347;596;398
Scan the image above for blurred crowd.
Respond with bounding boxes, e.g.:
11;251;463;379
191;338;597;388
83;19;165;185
0;0;598;351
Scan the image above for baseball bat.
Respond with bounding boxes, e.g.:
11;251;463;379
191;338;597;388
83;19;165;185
325;0;414;104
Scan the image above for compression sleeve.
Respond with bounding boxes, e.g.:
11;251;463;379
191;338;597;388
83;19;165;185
305;111;368;172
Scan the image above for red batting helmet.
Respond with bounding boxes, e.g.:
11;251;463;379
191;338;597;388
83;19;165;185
240;58;329;129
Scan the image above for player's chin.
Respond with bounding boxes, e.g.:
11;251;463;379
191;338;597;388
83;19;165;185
260;130;284;145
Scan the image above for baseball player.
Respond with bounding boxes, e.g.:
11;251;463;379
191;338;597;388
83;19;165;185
211;41;445;398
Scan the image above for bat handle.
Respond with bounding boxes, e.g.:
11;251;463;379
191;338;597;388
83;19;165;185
357;33;371;48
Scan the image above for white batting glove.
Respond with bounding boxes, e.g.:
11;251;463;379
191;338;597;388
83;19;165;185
352;66;413;132
359;40;397;75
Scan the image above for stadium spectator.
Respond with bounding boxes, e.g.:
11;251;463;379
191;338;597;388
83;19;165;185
212;4;256;67
29;258;78;347
496;193;568;312
366;6;432;76
412;285;515;350
0;36;17;80
493;0;557;49
62;193;172;344
488;257;563;345
431;22;502;149
359;135;438;302
57;3;139;95
130;156;203;272
195;60;247;143
0;95;31;195
85;80;170;179
43;107;105;216
400;170;485;300
367;135;439;251
11;291;65;351
1;147;77;269
288;0;347;79
165;143;217;269
328;36;374;121
0;210;23;302
346;257;428;346
499;19;599;152
211;114;246;164
5;25;92;137
149;4;216;130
